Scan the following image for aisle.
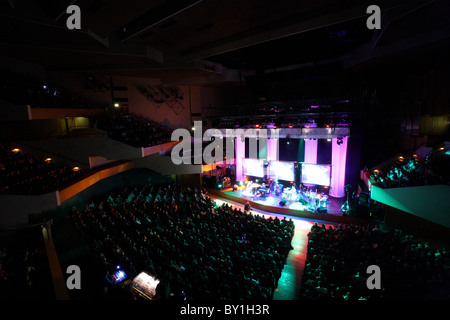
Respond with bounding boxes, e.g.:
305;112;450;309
208;195;338;300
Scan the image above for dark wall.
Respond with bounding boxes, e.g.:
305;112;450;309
346;119;363;188
278;138;299;161
317;139;332;165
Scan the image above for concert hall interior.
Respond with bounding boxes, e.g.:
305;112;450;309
0;0;450;304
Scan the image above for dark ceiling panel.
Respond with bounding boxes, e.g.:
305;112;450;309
0;0;447;85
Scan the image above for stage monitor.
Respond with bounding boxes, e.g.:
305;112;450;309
243;158;264;178
269;161;295;181
301;163;331;186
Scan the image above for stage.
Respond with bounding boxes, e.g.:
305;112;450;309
223;187;344;216
207;186;377;226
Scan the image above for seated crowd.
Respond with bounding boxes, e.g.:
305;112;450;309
0;142;85;195
96;114;172;148
300;223;450;300
0;69;97;108
70;183;295;300
370;151;450;188
0;226;54;300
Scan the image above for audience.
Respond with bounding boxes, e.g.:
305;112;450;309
0;69;98;108
370;151;450;189
96;114;172;148
0;226;53;300
0;142;85;195
300;223;450;300
70;183;295;300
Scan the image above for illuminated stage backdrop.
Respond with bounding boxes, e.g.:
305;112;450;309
267;138;279;162
330;136;348;198
269;160;295;181
235;137;245;181
304;139;318;164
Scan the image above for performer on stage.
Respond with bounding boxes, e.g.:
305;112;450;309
275;180;280;196
244;201;251;212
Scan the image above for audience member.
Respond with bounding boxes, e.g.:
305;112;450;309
70;183;295;300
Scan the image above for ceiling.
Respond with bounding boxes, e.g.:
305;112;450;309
0;0;449;86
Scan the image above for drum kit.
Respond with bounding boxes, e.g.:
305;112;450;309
303;189;328;212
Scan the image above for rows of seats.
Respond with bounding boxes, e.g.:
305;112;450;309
70;183;295;300
0;69;98;108
0;226;54;300
0;142;85;195
300;223;450;300
95;114;172;148
370;151;450;189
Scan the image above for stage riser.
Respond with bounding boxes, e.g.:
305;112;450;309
207;188;375;226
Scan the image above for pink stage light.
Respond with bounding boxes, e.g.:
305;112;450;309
267;138;279;162
330;136;348;198
235;137;245;181
304;139;318;164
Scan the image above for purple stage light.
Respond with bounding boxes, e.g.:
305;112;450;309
330;136;348;198
304;139;318;164
235;137;245;181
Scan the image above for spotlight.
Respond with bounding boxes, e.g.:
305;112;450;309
12;148;20;153
114;103;120;107
73;166;80;172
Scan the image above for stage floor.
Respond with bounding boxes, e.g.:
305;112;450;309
223;189;345;216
